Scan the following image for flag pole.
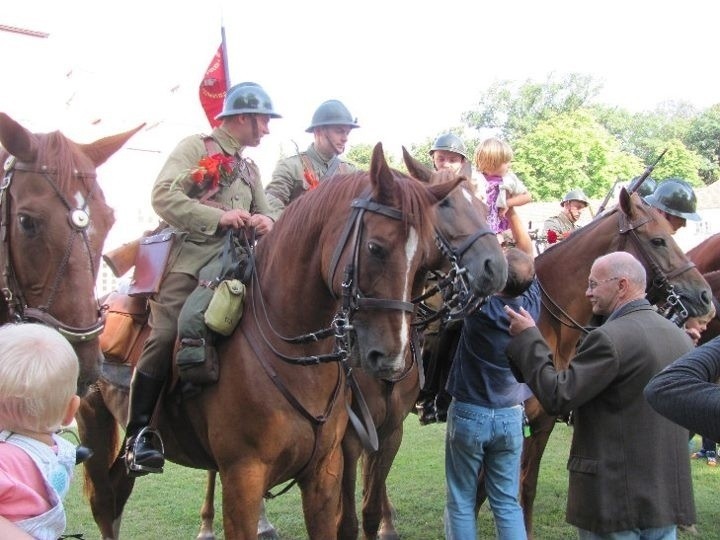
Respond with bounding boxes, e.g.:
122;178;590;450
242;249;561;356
220;25;231;88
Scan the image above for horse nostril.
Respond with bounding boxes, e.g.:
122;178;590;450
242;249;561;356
701;290;712;306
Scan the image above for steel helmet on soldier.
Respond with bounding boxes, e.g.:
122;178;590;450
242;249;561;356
429;133;468;160
305;100;360;132
634;176;657;199
562;189;589;207
645;178;701;221
215;82;282;120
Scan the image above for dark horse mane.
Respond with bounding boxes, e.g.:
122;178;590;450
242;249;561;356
261;170;439;270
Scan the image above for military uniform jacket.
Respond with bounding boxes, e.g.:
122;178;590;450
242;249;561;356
151;127;274;277
507;299;696;533
265;143;356;215
542;211;576;236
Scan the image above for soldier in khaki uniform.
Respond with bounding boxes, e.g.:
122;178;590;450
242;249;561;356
543;188;590;242
265;99;359;214
125;82;280;476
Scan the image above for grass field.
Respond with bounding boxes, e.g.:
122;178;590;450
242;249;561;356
64;420;719;539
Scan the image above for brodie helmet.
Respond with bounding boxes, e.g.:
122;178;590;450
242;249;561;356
215;82;282;120
634;176;657;199
561;189;589;207
429;133;468;160
305;100;359;133
645;178;701;221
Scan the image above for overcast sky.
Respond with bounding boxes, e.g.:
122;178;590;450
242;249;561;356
2;0;718;249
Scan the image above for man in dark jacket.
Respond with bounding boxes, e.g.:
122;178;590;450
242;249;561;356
505;251;695;538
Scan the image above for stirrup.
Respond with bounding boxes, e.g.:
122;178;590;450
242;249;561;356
126;426;165;475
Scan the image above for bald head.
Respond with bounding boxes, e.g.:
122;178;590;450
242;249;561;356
587;252;647;315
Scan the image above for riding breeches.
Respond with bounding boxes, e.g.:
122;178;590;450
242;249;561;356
135;272;197;379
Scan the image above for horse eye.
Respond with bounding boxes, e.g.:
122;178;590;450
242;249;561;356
18;214;40;236
439;198;452;209
651;237;667;248
367;241;385;259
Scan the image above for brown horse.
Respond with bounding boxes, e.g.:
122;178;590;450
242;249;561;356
686;232;720;274
194;151;508;540
337;150;506;540
0;113;141;394
499;189;713;537
78;144;475;539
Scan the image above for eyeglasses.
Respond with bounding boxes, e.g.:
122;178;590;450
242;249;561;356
587;276;620;291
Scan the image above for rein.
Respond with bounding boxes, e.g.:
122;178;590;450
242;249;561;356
412;225;494;329
0;156;105;342
246;194;421;461
539;206;696;332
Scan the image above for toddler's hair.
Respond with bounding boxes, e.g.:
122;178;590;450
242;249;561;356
0;323;78;433
474;138;513;174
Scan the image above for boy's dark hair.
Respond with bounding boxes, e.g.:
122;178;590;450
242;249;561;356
502;248;535;297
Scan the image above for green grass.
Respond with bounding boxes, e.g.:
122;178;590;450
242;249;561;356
63;422;719;539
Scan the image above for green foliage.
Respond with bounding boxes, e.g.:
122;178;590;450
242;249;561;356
345;143;402;170
685;104;720;184
512;110;642;201
462;73;602;142
647;139;704;186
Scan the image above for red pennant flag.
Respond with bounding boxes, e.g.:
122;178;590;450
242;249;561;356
199;44;228;128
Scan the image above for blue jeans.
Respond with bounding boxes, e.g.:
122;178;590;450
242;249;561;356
578;525;676;540
444;399;526;540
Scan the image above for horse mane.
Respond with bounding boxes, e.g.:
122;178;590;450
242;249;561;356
33;130;95;192
263;170;438;269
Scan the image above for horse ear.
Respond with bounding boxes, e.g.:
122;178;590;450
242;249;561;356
78;123;145;167
370;142;397;204
402;147;433;184
619;186;634;218
0;112;39;162
427;177;463;203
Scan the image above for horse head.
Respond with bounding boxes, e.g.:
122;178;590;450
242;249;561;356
617;188;713;321
0;113;143;395
402;147;507;298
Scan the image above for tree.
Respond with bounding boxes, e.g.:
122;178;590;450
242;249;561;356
345;143;403;171
511;110;642;201
684;104;720;184
461;73;602;142
646;139;703;186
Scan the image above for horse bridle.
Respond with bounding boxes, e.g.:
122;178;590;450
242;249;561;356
413;224;495;329
541;208;696;332
0;155;105;342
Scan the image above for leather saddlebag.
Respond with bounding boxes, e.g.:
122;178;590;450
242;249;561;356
100;292;149;363
128;230;175;297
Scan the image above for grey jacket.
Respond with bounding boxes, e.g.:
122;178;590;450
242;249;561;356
507;299;696;533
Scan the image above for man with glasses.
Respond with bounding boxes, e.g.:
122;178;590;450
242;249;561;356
504;251;695;540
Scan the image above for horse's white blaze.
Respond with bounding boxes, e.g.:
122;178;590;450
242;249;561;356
395;227;419;366
74;191;86;209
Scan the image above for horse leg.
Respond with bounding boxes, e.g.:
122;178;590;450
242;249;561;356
77;386;135;539
220;464;267;540
257;500;279;540
364;425;404;540
197;470;217;540
520;407;557;540
339;435;362;540
300;448;344;539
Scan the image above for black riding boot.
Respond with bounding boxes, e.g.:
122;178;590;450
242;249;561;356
125;371;165;477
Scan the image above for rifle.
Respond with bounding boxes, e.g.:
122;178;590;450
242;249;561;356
627;148;668;194
595;148;668;215
103;239;141;278
596;179;621;215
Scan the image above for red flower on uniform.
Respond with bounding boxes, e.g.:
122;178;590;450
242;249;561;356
190;153;235;189
546;229;558;244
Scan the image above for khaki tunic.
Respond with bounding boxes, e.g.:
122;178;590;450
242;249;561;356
152;126;274;276
542;211;577;237
265;143;356;215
